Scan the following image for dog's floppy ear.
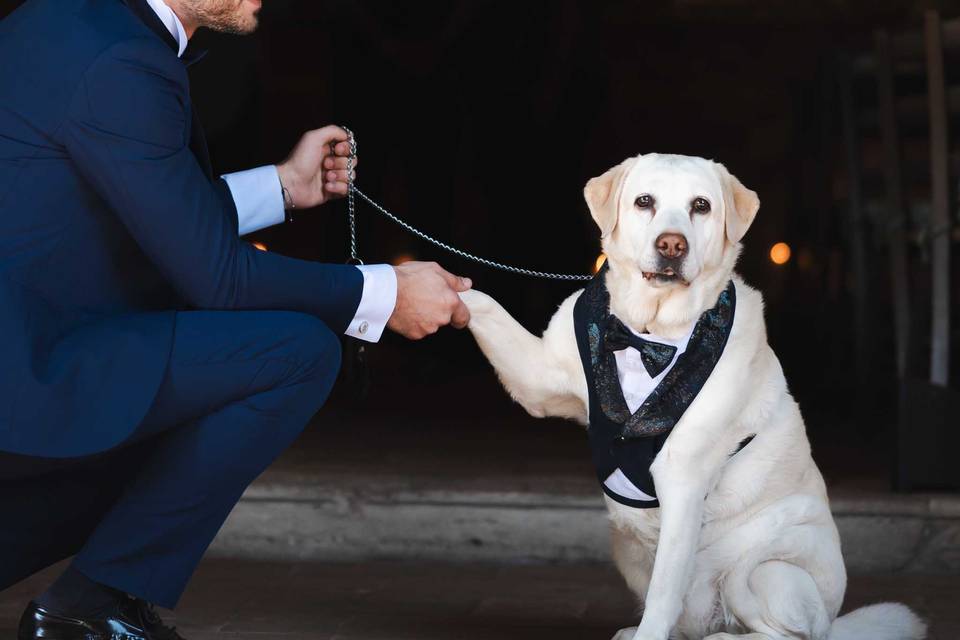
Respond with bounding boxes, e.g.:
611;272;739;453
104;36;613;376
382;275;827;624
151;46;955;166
715;162;759;244
584;157;636;239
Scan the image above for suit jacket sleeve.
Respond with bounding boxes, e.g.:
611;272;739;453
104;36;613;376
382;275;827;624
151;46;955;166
59;37;363;333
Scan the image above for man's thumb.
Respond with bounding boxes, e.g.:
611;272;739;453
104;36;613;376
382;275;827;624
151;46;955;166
438;267;472;292
454;276;472;292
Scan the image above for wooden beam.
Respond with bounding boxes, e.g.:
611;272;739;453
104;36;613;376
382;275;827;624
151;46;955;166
855;18;960;73
858;84;960;128
925;10;952;387
875;29;913;380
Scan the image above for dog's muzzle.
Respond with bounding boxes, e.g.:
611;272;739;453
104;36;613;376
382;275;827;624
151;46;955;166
642;233;688;284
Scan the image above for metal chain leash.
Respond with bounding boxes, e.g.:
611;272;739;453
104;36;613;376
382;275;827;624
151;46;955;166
342;126;361;265
338;126;592;282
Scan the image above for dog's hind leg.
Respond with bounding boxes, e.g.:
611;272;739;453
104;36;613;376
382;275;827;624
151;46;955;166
713;560;831;640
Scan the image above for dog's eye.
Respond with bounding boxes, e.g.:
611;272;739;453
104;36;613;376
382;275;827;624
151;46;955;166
692;197;711;214
634;194;654;209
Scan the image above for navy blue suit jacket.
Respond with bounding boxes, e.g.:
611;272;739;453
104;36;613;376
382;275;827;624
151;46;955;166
0;0;363;458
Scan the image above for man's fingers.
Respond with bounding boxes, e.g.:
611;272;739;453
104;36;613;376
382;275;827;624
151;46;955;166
315;125;348;143
324;182;349;195
450;299;471;329
306;128;347;153
323;156;358;170
333;141;354;156
324;170;356;182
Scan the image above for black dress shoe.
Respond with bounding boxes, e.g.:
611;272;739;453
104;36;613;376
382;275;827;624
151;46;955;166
18;598;186;639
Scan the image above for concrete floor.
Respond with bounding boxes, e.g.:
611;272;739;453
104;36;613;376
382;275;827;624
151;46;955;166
2;560;958;640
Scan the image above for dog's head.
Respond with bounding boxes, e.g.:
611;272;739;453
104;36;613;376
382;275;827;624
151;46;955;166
584;153;758;290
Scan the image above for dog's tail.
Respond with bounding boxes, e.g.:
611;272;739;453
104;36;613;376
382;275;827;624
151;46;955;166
827;602;927;640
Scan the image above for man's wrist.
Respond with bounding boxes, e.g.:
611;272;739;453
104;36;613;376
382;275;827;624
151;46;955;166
275;164;297;211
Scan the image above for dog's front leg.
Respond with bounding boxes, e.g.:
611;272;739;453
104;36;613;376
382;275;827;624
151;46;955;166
631;466;709;640
632;351;762;638
459;289;585;421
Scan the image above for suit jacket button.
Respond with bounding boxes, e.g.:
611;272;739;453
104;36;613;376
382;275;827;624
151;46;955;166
358;321;369;335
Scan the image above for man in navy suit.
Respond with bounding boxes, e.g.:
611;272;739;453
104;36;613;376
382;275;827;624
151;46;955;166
0;0;473;637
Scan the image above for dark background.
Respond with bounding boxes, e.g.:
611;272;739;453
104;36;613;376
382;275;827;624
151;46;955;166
4;0;959;488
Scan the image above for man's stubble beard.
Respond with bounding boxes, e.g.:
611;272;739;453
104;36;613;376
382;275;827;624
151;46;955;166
182;0;259;35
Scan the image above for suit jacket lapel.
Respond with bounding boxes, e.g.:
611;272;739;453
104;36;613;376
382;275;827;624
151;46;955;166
122;0;214;180
122;0;180;52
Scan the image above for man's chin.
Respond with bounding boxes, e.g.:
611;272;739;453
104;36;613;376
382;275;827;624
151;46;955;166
212;15;259;35
203;4;260;35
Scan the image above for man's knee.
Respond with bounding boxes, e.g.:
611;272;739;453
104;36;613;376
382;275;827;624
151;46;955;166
212;314;340;472
252;315;340;452
279;313;342;387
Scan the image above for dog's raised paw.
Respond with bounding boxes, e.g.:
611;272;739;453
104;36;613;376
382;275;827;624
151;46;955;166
610;627;638;640
458;288;496;314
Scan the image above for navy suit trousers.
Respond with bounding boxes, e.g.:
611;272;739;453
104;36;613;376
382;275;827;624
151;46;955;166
0;309;341;608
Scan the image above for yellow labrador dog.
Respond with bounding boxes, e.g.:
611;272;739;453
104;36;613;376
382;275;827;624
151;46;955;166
459;153;926;640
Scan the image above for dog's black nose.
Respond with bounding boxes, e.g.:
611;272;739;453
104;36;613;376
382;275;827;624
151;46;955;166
656;233;687;260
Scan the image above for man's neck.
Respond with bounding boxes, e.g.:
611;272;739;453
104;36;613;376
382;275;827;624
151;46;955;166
162;0;198;38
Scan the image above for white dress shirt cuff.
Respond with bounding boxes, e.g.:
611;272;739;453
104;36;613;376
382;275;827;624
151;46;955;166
346;264;397;343
221;165;286;236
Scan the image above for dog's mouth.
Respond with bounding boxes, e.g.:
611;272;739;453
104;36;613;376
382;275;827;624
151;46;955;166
641;268;688;286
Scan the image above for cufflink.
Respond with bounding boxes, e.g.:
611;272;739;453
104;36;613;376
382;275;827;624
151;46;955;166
358;321;369;335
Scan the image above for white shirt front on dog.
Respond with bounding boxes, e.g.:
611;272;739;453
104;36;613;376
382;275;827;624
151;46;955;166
604;324;696;503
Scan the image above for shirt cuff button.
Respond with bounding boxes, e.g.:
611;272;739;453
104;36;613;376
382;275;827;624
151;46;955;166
358;321;369;335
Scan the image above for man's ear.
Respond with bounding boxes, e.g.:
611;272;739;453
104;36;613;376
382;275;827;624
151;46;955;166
715;162;760;244
584;157;637;239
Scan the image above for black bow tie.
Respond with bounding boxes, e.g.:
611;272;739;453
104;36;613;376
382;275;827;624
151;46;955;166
603;316;678;378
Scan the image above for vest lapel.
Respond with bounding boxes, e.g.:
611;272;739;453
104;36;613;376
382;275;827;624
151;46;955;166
581;270;737;439
574;265;636;427
620;281;736;438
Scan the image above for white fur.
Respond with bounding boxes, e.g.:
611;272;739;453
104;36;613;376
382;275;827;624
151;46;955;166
460;153;927;640
826;604;927;640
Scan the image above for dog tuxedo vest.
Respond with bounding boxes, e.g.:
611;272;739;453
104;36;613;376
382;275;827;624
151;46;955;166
573;264;738;508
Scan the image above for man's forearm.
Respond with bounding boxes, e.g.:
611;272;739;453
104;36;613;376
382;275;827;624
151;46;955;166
222;165;397;342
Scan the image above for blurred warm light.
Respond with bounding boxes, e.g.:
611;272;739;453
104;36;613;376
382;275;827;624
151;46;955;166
769;242;791;265
252;242;268;252
392;252;416;265
594;254;607;273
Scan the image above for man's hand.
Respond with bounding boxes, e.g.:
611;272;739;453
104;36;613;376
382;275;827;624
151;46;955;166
276;125;356;209
388;262;473;340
